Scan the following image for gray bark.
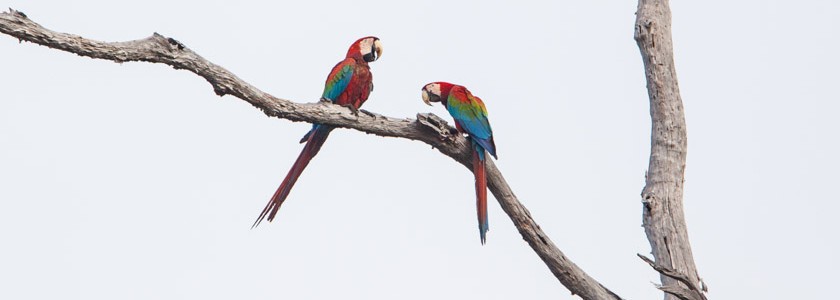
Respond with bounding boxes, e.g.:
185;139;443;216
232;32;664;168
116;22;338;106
634;1;707;300
0;9;622;300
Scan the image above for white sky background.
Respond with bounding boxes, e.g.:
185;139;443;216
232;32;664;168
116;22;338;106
1;1;838;299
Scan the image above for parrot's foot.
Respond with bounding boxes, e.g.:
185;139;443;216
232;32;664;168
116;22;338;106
341;104;359;117
319;97;331;103
360;109;376;118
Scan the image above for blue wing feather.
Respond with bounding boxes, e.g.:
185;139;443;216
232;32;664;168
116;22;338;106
302;59;355;141
446;87;496;159
322;59;355;102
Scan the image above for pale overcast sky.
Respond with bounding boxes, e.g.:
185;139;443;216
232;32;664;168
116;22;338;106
1;1;838;299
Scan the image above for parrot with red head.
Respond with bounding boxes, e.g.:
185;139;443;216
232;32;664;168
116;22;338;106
253;36;383;227
421;82;497;244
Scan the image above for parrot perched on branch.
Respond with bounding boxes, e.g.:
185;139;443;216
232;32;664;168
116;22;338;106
421;82;497;244
253;36;383;228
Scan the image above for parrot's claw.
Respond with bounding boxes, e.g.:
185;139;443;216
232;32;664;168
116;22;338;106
319;97;331;103
360;109;376;118
341;104;359;117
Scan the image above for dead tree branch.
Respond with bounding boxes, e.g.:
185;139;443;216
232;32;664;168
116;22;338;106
638;255;707;300
0;9;622;300
634;1;707;300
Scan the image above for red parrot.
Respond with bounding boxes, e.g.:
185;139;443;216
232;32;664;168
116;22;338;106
421;82;497;244
253;37;383;227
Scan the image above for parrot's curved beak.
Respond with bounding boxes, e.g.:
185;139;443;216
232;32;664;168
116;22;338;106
373;39;383;61
363;38;383;62
422;90;433;106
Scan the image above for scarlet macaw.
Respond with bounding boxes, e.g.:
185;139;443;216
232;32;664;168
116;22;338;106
422;82;497;244
253;37;383;227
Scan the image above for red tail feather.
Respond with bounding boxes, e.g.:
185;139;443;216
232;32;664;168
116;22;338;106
473;149;489;244
252;126;333;228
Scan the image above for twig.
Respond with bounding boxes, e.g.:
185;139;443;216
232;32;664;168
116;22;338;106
639;254;707;300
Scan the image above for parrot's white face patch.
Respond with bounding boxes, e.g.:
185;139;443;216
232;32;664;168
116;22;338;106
424;83;441;97
358;37;382;62
359;38;374;54
421;83;441;106
359;38;373;53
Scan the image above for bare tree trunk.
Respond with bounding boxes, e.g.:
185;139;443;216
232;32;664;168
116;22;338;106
0;9;622;300
634;1;707;300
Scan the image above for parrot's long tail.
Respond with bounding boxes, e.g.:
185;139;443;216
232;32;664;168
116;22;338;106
252;125;334;228
472;144;489;245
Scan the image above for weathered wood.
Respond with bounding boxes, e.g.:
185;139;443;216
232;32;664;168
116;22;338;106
0;9;622;300
634;1;707;300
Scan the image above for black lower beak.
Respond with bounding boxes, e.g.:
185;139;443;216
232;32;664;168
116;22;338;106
363;52;376;62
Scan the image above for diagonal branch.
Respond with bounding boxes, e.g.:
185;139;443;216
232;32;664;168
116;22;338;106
0;9;621;300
